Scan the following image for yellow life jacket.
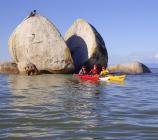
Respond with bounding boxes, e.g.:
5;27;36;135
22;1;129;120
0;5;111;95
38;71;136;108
100;69;109;76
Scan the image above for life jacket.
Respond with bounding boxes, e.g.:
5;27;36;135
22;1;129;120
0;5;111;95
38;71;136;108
100;69;109;76
89;68;99;75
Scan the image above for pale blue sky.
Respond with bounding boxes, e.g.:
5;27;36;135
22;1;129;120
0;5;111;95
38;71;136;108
0;0;158;66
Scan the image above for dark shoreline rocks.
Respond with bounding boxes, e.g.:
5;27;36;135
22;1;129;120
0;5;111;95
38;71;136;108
17;62;39;75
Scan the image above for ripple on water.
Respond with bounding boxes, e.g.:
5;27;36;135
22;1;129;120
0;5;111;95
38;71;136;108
0;71;158;139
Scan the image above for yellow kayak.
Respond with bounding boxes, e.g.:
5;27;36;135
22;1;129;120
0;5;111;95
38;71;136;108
99;75;126;82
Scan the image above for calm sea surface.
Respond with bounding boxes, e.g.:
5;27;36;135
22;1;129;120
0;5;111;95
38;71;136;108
0;68;158;140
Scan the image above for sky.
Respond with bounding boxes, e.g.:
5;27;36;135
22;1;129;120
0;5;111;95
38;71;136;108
0;0;158;67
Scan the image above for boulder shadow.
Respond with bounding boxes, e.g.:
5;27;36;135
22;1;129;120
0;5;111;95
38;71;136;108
66;35;88;72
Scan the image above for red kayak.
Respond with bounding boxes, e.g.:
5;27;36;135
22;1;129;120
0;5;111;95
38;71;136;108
74;74;99;81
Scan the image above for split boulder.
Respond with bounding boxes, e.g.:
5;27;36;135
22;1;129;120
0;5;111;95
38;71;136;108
64;19;108;71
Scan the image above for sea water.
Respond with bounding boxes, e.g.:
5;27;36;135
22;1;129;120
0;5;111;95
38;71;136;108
0;69;158;139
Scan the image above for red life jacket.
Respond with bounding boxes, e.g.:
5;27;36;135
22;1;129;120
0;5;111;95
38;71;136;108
89;68;99;75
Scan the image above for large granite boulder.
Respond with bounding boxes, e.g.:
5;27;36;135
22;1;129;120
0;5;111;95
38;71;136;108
0;62;19;74
64;19;108;71
8;12;74;74
108;61;151;74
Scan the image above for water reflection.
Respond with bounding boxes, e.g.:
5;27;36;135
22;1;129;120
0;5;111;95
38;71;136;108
6;74;106;138
8;74;73;106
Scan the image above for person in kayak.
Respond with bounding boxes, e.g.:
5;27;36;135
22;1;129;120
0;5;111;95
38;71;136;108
79;65;88;75
100;66;109;77
88;64;100;75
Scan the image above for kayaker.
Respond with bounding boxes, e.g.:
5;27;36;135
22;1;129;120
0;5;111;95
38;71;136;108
79;65;88;75
88;64;100;75
100;66;109;77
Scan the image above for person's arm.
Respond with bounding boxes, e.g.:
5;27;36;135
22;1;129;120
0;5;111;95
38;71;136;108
99;71;103;76
79;69;83;74
88;69;92;75
97;69;100;74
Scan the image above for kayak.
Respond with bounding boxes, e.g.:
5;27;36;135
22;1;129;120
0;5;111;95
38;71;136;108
99;75;126;82
73;74;99;81
74;74;126;82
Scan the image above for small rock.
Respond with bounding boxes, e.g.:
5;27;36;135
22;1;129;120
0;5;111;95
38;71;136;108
17;62;39;75
0;62;19;74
